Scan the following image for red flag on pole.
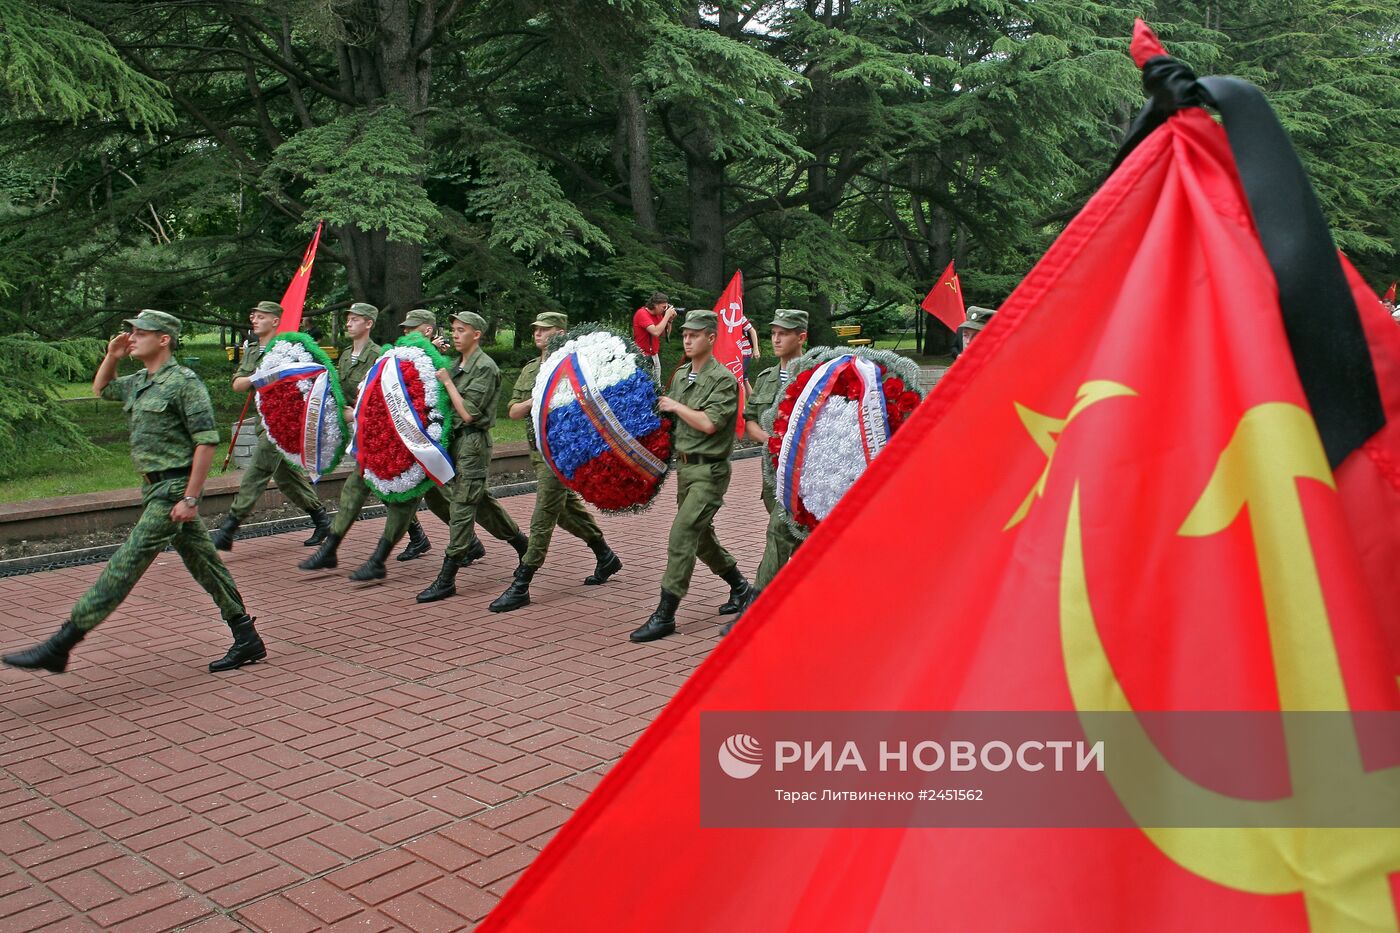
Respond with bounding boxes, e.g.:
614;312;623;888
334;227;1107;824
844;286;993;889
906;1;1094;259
480;21;1400;933
1385;281;1396;304
276;221;323;334
711;269;748;437
920;260;965;332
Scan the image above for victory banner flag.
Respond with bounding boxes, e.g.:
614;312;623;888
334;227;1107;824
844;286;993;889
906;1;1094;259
275;221;323;334
711;269;749;437
920;260;965;332
481;21;1400;933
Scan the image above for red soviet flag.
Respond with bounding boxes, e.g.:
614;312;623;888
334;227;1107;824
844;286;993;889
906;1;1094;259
275;221;323;334
481;22;1400;932
710;269;748;436
1385;281;1397;304
920;260;964;332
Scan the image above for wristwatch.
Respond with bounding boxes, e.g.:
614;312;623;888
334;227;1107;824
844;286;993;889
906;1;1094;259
180;496;200;508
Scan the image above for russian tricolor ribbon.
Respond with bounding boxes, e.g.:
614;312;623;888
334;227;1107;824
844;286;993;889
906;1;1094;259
535;351;666;481
777;354;889;516
298;370;337;482
250;360;325;391
376;356;455;487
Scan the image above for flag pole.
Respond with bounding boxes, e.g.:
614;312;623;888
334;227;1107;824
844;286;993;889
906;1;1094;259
221;390;254;473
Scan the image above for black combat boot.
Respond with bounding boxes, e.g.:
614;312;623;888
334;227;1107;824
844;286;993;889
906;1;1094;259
489;563;536;613
396;520;431;562
209;615;266;672
349;539;392;582
2;621;85;673
630;590;680;643
416;556;463;603
720;586;760;636
717;566;753;614
210;515;241;551
507;533;529;560
298;531;341;570
303;506;332;546
583;538;622;586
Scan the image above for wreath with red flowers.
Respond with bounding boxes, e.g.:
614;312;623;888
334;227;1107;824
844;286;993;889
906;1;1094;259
764;347;925;537
253;332;347;480
354;332;455;503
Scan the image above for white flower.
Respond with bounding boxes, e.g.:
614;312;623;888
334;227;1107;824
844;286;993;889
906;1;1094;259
538;330;638;409
797;398;868;520
428;424;442;441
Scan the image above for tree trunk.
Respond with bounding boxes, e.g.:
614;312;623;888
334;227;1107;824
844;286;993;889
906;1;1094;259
686;141;725;296
331;0;432;329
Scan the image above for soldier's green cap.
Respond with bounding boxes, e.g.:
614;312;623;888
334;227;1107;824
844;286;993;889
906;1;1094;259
346;302;379;322
960;305;996;331
770;308;809;331
681;308;718;331
125;309;181;338
531;311;567;330
400;308;436;330
251;300;284;317
450;310;487;332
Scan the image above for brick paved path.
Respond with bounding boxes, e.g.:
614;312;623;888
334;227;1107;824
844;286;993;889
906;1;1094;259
0;458;768;932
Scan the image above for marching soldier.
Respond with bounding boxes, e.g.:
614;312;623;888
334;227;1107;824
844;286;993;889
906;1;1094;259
344;308;446;580
3;312;264;674
411;310;528;602
722;309;808;635
298;302;431;571
488;311;622;613
209;300;331;550
630;309;751;643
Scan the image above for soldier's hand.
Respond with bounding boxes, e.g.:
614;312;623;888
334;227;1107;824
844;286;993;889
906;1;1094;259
170;500;199;523
658;396;680;414
107;333;133;359
343;406;355;423
435;368;451;384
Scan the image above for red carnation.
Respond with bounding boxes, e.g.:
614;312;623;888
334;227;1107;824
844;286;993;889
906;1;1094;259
259;377;308;456
897;390;920;414
882;378;904;401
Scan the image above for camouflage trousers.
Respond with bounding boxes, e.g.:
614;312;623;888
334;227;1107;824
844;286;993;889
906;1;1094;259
660;460;737;600
330;471;372;536
382;480;520;562
229;435;322;520
523;451;601;567
71;478;245;631
754;498;801;590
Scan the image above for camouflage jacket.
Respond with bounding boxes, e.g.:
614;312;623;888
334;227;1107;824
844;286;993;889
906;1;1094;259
102;358;221;474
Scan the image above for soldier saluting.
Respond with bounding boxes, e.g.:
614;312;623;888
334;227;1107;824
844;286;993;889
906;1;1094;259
3;311;265;674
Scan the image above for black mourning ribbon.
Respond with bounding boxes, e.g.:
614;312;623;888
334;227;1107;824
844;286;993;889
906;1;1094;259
1111;55;1384;468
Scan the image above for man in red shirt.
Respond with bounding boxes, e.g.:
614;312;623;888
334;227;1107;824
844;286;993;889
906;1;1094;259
632;291;677;383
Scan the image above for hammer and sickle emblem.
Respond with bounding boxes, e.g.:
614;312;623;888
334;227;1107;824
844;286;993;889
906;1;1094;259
719;304;746;333
1035;395;1400;930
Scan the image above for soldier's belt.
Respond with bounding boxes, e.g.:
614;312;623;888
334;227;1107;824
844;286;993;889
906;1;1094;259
676;452;724;465
142;466;191;484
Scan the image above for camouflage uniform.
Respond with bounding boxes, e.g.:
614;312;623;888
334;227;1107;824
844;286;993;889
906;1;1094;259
226;340;324;519
67;360;248;629
382;345;520;551
329;340;385;536
513;355;604;566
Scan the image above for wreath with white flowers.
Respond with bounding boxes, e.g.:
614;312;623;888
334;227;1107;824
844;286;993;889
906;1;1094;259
764;346;926;538
251;332;347;482
351;332;455;502
532;323;671;512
